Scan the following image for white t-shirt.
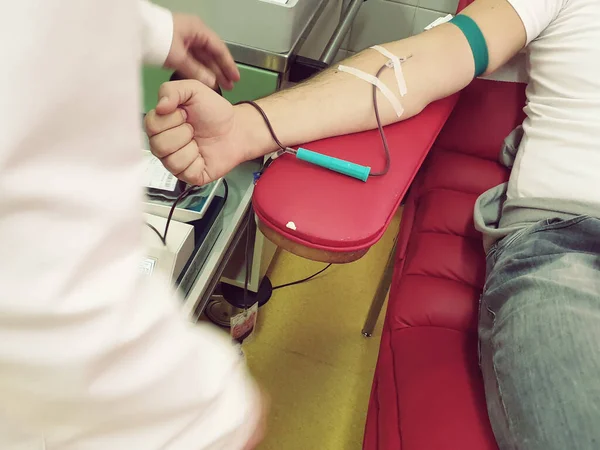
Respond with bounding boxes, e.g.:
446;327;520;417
0;1;258;449
505;0;600;208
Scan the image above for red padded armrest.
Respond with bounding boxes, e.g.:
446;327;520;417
252;94;459;254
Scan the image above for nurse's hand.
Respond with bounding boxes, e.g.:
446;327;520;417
165;14;240;90
145;80;250;186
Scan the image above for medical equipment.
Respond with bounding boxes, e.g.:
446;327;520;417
153;0;323;54
142;213;195;280
142;195;225;295
141;152;226;296
370;46;408;97
142;151;223;223
449;15;489;77
175;195;226;297
236;54;403;182
276;147;372;181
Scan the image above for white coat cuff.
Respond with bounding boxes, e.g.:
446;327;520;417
141;1;174;66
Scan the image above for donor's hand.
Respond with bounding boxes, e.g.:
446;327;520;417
144;80;252;186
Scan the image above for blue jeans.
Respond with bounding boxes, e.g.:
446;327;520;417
479;215;600;450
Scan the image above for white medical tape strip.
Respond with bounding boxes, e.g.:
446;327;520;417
424;14;453;31
338;65;404;117
370;45;408;97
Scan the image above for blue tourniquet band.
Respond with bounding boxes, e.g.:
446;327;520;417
449;15;489;77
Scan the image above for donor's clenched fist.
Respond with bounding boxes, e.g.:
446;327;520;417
144;80;249;186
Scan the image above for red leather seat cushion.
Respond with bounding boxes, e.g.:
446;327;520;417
370;328;498;450
253;95;458;253
363;78;526;450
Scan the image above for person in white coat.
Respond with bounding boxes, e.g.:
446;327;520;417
0;1;264;449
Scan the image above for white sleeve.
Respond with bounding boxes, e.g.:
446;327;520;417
0;1;260;448
507;0;568;45
140;0;174;66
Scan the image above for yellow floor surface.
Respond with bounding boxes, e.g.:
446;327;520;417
244;211;401;450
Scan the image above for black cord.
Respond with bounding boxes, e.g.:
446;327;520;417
144;186;195;246
370;63;392;177
239;210;332;309
145;222;166;246
243;207;253;309
234;99;296;311
272;263;332;290
162;185;198;242
222;178;229;205
230;100;280;312
146;179;229;246
235;100;286;152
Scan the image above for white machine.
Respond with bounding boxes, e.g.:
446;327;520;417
141;213;195;281
153;0;324;53
140;151;225;296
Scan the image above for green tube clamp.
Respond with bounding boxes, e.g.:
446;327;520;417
296;148;371;182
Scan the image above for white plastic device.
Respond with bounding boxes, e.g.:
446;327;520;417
141;213;195;281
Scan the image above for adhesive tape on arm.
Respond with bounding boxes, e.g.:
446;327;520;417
338;65;404;117
370;45;408;97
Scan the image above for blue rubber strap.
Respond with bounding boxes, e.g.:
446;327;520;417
449;15;489;78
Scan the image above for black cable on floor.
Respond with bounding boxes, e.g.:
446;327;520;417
272;263;332;291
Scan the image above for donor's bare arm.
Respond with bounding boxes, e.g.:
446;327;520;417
238;0;526;159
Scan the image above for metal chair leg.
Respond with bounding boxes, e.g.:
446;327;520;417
362;238;398;337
